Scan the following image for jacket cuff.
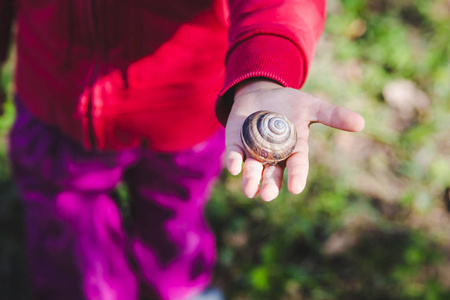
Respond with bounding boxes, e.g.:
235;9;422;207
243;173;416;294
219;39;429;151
215;34;306;126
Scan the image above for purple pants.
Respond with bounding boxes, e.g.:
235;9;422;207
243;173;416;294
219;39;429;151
9;99;225;300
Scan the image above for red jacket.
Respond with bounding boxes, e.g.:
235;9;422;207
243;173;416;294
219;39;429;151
0;0;325;152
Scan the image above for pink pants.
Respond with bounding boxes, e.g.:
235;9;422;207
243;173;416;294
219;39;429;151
9;99;225;300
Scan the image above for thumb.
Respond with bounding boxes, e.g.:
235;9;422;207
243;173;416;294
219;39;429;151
313;100;365;132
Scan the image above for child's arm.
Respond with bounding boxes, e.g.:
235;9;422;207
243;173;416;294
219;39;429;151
216;0;327;126
217;0;364;201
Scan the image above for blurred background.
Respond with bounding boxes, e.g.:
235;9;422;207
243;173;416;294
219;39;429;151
1;0;450;299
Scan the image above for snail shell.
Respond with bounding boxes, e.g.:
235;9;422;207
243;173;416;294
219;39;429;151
240;111;297;165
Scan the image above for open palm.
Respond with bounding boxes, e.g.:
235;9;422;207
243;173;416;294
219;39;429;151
225;80;365;202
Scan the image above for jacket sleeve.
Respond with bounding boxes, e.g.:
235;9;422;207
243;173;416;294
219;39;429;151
0;0;14;64
215;0;326;126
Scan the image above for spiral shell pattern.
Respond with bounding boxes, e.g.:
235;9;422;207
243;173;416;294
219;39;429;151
241;111;297;165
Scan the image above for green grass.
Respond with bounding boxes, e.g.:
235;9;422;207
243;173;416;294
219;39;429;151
2;0;450;299
208;0;450;298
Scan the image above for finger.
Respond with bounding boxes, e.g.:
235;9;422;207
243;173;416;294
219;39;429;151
242;158;264;198
286;142;309;195
226;144;244;175
313;100;365;132
259;165;284;202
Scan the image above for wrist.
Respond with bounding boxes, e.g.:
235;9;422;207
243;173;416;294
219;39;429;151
235;78;282;101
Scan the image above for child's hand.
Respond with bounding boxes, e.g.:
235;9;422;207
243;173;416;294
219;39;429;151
225;79;365;202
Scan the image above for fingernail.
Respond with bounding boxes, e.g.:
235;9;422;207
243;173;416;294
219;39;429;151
243;179;259;198
228;159;242;176
291;185;305;195
260;184;279;202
